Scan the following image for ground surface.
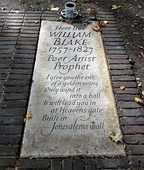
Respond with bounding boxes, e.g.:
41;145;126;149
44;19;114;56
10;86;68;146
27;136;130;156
0;0;144;94
0;0;144;169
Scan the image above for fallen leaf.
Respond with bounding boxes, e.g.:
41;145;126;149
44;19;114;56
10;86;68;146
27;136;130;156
135;97;144;105
120;86;125;90
129;58;135;65
142;90;144;96
112;5;121;10
108;131;123;143
140;52;144;58
136;77;140;81
138;45;144;49
35;20;39;24
92;25;101;32
99;21;109;27
138;82;142;87
133;31;138;34
66;20;73;24
2;7;7;10
29;156;33;159
26;113;32;120
51;5;59;11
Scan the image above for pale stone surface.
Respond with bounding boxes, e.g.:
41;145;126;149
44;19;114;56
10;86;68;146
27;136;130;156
21;21;125;157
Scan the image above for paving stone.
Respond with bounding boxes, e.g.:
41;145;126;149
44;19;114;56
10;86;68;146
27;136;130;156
4;93;28;100
15;49;35;54
105;46;125;50
117;101;142;108
112;76;135;81
102;31;120;34
9;74;31;80
127;145;144;155
19;34;39;38
0;135;21;145
6;80;30;86
104;34;121;38
0;146;18;156
97;158;129;169
0;156;16;167
124;135;144;144
14;54;35;59
104;42;124;46
0;100;27;109
0;49;14;54
11;63;33;69
114;88;139;94
121;117;144;125
10;69;33;75
110;64;133;70
16;45;37;50
0;117;23;125
122;126;144;134
73;159;85;170
109;59;129;64
85;159;96;170
51;159;62;170
113;82;137;88
13;58;34;64
110;70;133;75
0;37;17;43
106;50;127;55
4;86;29;93
140;156;144;167
19;159;51;169
62;159;72;170
0;41;16;45
0;108;26;116
116;94;139;101
119;109;144;117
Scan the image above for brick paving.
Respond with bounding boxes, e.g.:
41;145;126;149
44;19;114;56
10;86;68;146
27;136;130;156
0;8;144;170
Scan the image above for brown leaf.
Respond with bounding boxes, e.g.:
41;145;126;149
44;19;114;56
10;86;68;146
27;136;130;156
66;20;73;24
140;52;144;58
92;25;101;32
99;21;109;27
138;45;144;49
26;113;32;120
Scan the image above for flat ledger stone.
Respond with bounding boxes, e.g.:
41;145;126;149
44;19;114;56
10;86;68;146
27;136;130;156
21;21;125;158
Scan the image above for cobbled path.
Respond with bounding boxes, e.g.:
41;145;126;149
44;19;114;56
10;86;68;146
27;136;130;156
0;9;144;169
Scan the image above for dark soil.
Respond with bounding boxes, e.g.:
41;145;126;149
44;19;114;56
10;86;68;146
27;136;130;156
0;0;144;97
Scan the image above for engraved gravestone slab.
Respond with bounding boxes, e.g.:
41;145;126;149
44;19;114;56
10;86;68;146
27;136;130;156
21;21;125;157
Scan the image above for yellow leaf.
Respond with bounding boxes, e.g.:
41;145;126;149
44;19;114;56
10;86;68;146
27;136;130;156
26;113;32;120
108;131;123;143
135;97;144;105
120;86;125;90
142;90;144;96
